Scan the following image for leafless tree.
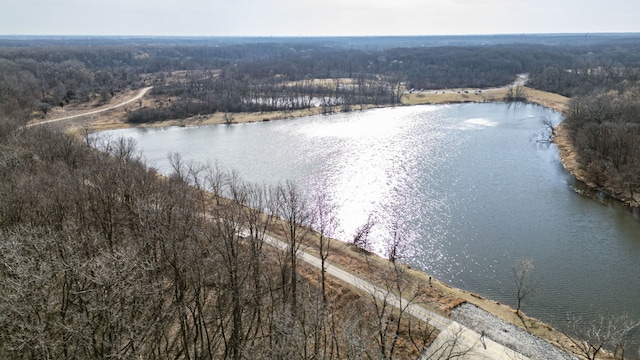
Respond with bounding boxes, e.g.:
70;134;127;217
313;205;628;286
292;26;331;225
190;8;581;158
512;259;535;328
538;116;555;142
276;181;312;312
505;84;527;102
311;192;338;303
386;219;411;263
364;223;435;360
223;112;235;125
352;214;376;253
420;326;475;359
560;314;640;360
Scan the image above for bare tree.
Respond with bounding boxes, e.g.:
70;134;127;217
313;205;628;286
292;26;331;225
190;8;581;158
311;192;338;304
420;326;475;359
276;181;311;312
239;181;275;349
223;112;235;125
364;223;436;359
512;259;535;327
505;84;526;102
386;219;410;263
366;268;412;359
561;314;640;360
352;214;376;253
538;116;555;143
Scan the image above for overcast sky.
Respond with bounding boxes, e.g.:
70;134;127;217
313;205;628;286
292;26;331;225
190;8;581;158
1;0;639;37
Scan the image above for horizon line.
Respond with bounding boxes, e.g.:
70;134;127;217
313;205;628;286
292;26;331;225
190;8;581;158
2;32;640;39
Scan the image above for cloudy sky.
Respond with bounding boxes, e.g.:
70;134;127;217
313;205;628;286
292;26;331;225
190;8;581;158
1;0;638;37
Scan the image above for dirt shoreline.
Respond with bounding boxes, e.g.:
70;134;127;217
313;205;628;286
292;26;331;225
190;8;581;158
48;84;570;133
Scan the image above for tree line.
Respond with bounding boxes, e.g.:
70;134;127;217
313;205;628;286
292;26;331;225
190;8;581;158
521;40;640;207
10;38;640;124
561;85;640;206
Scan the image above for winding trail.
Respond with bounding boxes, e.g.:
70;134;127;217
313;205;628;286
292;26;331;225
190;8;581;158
26;86;153;127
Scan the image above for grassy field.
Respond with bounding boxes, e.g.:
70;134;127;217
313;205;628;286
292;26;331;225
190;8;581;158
403;86;569;112
403;87;508;105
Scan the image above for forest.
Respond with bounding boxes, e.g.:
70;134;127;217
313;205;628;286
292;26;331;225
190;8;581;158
1;120;448;359
2;34;640;359
1;34;639;124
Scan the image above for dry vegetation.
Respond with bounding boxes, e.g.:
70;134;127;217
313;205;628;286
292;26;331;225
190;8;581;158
403;85;570;113
27;83;575;343
403;87;508;105
6;84;579;358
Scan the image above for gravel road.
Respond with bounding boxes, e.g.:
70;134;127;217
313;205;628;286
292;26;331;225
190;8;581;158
451;303;576;360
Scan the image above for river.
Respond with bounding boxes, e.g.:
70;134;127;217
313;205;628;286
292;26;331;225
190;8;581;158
98;103;640;349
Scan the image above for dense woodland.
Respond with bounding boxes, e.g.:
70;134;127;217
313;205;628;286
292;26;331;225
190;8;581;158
562;86;640;205
1;35;639;124
2;35;640;359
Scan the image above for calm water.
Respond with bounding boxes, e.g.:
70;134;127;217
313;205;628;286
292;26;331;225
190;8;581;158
100;103;640;347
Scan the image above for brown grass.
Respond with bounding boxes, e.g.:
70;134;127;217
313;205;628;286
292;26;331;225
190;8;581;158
403;86;570;113
296;255;437;358
403;88;509;105
552;123;588;184
45;82;569;136
522;87;570;112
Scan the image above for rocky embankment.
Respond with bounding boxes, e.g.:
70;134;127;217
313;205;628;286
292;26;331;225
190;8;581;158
451;304;576;359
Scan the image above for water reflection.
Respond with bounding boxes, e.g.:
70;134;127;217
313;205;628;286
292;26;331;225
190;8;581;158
99;103;640;350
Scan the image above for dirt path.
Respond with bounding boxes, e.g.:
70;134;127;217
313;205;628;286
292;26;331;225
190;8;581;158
26;87;153;128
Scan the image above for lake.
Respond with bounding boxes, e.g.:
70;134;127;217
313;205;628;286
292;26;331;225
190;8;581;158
99;103;640;347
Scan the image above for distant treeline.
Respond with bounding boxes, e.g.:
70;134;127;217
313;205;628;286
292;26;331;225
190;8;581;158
2;36;640;123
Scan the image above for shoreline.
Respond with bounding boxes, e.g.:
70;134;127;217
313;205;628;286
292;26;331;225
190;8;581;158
553;122;640;209
61;85;569;133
